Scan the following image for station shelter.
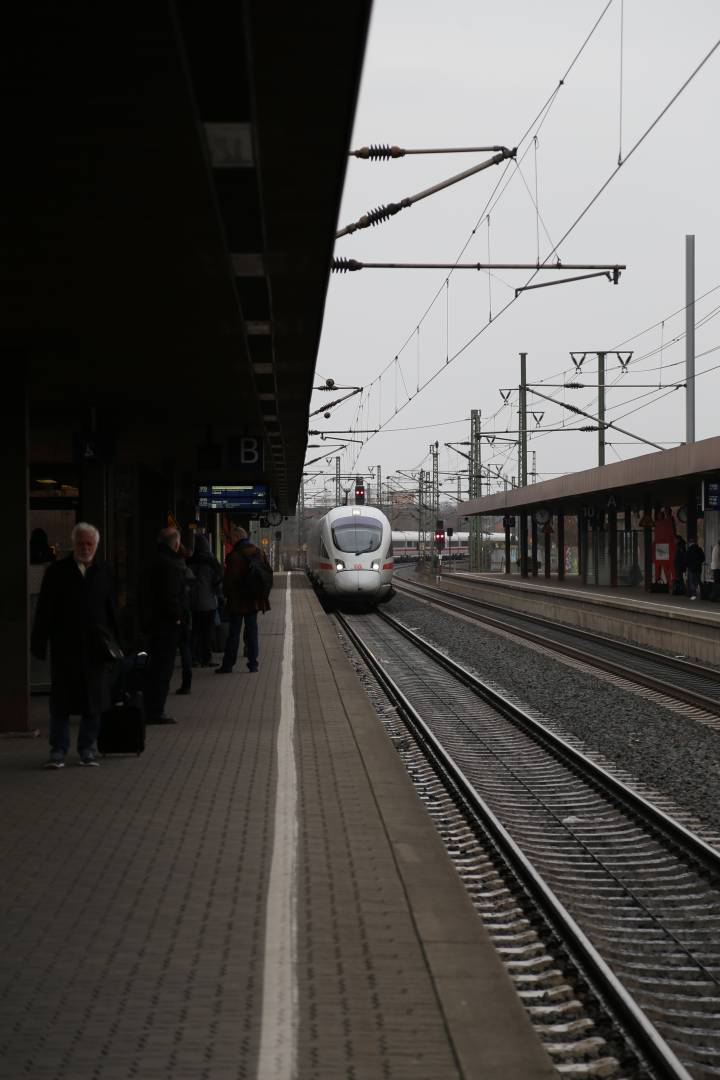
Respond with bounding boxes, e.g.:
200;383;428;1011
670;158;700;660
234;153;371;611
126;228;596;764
461;436;720;591
0;3;372;733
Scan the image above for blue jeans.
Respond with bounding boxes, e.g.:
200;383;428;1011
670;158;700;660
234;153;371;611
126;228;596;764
221;613;258;671
688;570;701;596
49;710;100;760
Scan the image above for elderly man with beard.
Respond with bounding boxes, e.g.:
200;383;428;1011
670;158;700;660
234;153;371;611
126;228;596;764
31;522;120;768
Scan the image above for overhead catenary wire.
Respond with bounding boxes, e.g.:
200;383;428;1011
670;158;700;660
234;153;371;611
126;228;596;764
340;0;617;392
355;35;720;460
337;1;616;443
617;0;625;165
326;8;720;480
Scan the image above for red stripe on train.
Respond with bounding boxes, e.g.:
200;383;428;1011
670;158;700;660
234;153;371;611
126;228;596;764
319;562;333;570
383;561;394;570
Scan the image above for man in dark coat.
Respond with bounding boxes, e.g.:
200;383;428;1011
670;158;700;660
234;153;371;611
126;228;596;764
686;539;706;599
140;527;188;723
187;532;223;667
215;526;272;675
31;522;119;768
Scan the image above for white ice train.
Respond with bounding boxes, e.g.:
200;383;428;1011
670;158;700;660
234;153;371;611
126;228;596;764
306;505;395;607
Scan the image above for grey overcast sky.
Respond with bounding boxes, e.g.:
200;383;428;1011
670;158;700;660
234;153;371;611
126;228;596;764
309;0;720;504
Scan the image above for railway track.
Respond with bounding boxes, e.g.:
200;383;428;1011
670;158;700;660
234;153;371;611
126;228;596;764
336;609;720;1080
394;575;720;717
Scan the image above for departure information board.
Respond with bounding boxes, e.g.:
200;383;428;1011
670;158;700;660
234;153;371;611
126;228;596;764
196;484;269;511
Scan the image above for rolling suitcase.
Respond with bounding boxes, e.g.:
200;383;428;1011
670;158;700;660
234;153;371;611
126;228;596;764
98;694;145;756
99;652;148;756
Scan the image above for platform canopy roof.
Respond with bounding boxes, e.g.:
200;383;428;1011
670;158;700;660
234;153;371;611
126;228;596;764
4;3;371;513
462;436;720;520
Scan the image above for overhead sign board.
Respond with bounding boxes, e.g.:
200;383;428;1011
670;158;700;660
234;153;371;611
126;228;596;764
197;484;269;511
703;480;720;511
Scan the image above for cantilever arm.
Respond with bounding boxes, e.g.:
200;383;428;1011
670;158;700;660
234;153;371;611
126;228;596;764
336;147;516;239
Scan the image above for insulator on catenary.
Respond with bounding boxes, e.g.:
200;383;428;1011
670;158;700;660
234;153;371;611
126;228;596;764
352;145;405;160
332;258;363;273
357;202;405;228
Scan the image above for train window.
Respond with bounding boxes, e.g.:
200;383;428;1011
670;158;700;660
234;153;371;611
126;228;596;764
331;518;383;554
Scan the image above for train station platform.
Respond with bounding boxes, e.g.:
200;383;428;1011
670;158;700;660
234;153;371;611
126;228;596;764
0;574;554;1080
436;568;720;666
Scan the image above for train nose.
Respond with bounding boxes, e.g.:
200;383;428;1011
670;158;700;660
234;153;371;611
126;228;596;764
335;570;379;594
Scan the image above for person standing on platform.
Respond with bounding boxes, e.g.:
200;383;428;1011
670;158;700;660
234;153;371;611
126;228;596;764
141;527;187;723
215;526;272;675
673;537;687;595
174;541;196;696
711;540;720;590
30;527;56;565
31;522;119;768
686;539;705;599
187;532;223;667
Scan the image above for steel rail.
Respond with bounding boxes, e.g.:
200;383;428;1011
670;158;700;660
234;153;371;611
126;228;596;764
377;610;720;872
336;611;695;1079
394;576;720;715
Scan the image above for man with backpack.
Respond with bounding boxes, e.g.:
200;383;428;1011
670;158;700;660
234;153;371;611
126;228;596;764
215;526;273;675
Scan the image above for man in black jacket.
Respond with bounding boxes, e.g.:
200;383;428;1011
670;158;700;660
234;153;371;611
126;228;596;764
31;522;119;768
141;527;188;724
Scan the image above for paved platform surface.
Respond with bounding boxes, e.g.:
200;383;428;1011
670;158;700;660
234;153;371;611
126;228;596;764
447;567;720;619
0;574;554;1080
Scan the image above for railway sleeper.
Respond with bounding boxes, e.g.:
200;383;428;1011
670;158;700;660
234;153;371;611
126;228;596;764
554;1059;621;1078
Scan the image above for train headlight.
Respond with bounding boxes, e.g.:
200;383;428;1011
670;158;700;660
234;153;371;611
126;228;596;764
335;560;345;571
371;561;380;571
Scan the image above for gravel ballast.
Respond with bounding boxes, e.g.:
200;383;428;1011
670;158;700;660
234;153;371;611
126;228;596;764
387;590;720;835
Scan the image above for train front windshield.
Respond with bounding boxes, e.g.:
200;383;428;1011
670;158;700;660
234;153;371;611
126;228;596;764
332;518;383;554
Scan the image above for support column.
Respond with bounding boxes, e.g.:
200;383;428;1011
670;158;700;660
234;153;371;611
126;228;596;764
580;512;588;585
176;468;197;551
0;377;31;732
531;516;538;577
643;497;653;591
557;512;565;581
609;505;618;586
686;484;698;542
504;517;511;575
544;524;551;579
520;511;528;578
79;461;108;555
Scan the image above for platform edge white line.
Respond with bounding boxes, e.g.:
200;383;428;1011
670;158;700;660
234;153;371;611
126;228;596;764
256;575;298;1079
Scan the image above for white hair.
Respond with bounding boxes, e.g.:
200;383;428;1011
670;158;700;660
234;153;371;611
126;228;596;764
72;522;100;543
158;527;181;546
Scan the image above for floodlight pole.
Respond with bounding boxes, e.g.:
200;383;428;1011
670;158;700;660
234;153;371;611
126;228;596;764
598;351;606;466
519;354;528;486
335;458;341;506
686;235;695;443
